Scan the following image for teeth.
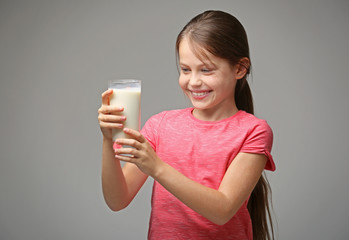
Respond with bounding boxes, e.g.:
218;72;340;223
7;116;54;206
192;92;208;96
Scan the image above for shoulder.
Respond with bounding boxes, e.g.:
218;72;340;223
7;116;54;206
237;111;272;131
237;112;275;171
234;111;273;141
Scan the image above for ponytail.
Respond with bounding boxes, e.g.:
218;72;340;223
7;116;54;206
248;174;275;240
236;79;275;240
234;77;254;115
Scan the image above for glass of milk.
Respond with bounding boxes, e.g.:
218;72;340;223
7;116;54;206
108;79;141;142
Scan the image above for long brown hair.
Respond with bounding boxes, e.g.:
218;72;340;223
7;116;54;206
176;10;274;240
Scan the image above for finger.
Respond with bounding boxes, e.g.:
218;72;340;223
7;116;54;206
123;128;146;143
115;147;135;156
98;105;124;114
99;122;123;129
98;114;126;123
115;138;141;149
101;89;113;105
115;154;134;163
115;146;138;158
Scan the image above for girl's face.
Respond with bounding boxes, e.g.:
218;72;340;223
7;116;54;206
178;37;243;121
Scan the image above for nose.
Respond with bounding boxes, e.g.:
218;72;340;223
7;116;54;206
189;72;202;87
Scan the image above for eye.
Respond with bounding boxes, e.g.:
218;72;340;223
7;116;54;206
181;67;190;73
201;68;214;74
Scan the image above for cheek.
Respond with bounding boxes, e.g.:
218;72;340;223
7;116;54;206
178;75;187;90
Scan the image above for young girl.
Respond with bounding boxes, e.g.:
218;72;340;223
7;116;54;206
98;10;275;240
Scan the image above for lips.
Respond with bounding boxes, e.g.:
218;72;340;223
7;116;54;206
190;90;212;99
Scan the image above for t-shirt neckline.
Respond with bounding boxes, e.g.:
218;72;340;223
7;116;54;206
186;108;243;125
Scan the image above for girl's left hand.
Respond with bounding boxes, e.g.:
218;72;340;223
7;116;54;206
114;128;163;177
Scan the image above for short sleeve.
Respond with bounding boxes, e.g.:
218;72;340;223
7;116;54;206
240;120;275;171
141;111;167;151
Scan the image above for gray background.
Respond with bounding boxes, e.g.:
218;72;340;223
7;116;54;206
1;0;348;239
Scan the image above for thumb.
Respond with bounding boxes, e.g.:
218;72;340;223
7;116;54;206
101;89;113;105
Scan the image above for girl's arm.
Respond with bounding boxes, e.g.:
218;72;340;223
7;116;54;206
115;128;266;225
153;152;266;225
101;138;147;211
98;90;147;211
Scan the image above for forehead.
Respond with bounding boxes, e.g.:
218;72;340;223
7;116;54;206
178;37;216;65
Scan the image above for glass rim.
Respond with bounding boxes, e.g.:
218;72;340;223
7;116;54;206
108;79;141;84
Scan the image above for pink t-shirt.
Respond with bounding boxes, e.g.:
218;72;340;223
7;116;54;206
141;108;275;240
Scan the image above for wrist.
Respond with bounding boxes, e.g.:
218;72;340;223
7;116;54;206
103;137;114;146
152;160;168;181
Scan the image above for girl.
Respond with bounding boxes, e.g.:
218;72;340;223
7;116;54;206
98;10;276;240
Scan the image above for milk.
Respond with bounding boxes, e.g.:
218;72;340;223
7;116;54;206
109;87;141;141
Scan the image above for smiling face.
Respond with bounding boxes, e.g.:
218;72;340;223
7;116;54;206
178;37;242;121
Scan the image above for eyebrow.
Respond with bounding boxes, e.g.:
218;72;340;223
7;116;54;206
179;61;216;68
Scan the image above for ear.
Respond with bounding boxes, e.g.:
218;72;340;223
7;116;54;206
235;57;250;80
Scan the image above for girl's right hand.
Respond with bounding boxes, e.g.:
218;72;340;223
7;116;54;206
98;89;126;141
